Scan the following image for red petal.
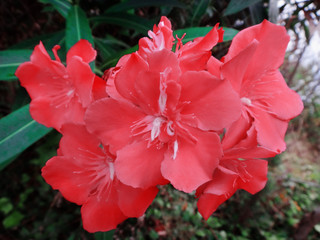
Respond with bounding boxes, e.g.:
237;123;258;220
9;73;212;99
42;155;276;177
180;71;241;131
81;187;127;233
222;115;252;150
253;108;288;153
66;39;96;64
117;183;158;217
224;125;277;159
30;97;85;130
105;66;127;101
161;128;222;193
221;40;259;93
134;70;160;114
179;50;211;72
201;166;238;196
85;98;145;152
16;60;67;100
67;56;94;107
114;52;148;102
30;41;53;65
248;70;303;120
196;166;238;220
197;193;230;220
165;81;181;114
115;141;167;189
207;56;222;78
237;159;268;194
225;20;289;80
92;75;108;101
42;156;93;205
146;49;180;80
58;124;103;158
138;17;174;58
178;24;220;72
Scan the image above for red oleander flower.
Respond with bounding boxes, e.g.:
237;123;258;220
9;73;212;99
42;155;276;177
85;19;241;192
217;20;304;153
14;15;304;232
196;122;275;220
41;124;158;232
15;40;101;131
196;158;268;220
138;16;224;72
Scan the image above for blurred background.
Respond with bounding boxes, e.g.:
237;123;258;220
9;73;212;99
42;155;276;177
0;0;320;239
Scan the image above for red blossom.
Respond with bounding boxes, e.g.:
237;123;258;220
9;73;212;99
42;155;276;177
219;20;304;153
15;40;101;131
196;124;273;220
85;46;241;192
14;16;304;232
41;124;158;232
196;158;268;220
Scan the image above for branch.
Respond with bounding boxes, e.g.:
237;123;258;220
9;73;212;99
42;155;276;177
294;207;320;240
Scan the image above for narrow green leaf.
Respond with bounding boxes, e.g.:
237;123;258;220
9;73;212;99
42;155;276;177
9;30;65;51
223;0;261;16
190;0;210;27
90;13;154;35
66;5;94;70
94;38;117;60
94;230;115;240
100;45;139;69
222;27;239;41
106;0;185;13
40;0;72;18
0;50;32;81
0;105;52;170
66;5;94;50
249;1;266;24
173;27;238;43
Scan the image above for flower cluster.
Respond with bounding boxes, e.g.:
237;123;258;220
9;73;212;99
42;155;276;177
16;17;303;232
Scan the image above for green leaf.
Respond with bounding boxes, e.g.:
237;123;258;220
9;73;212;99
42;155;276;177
0;49;32;81
190;0;211;27
106;0;185;13
222;27;239;41
100;45;139;69
2;211;24;229
173;26;238;43
195;229;206;237
66;5;94;69
223;0;262;16
249;1;266;24
0;198;13;215
40;0;72;18
9;30;65;51
94;38;118;61
0;105;52;170
66;5;94;51
94;230;115;240
90;13;154;35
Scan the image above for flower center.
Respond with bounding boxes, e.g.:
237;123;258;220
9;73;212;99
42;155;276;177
241;97;252;106
150;117;175;142
151;117;164;141
108;161;115;181
49;75;76;108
